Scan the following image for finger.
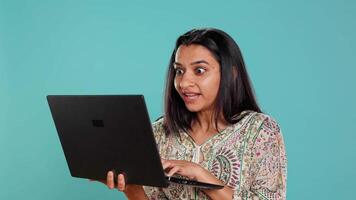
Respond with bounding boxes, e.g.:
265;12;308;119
162;161;173;170
161;158;168;167
107;171;115;189
167;166;181;177
161;158;166;163
117;174;126;191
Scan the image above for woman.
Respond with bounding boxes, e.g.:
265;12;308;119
100;28;287;199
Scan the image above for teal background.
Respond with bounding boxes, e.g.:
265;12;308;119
1;0;355;199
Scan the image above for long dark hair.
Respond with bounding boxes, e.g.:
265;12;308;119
163;28;262;135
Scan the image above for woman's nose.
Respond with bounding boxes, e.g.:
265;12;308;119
179;72;195;89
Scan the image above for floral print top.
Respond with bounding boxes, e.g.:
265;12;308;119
143;110;287;200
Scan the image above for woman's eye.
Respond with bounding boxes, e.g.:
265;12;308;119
195;67;206;74
175;68;184;75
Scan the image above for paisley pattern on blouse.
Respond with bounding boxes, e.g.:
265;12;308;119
211;146;240;187
143;110;287;200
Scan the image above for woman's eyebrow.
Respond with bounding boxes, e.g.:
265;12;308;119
174;60;209;66
173;62;182;66
190;60;209;65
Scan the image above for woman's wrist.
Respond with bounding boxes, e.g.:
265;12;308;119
194;166;233;200
194;165;223;185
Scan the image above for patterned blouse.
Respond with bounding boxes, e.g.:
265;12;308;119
143;110;287;200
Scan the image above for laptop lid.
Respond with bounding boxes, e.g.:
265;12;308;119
47;95;169;187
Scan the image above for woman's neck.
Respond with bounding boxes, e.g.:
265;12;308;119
192;110;228;135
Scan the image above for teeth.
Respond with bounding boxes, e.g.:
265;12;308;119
184;93;199;100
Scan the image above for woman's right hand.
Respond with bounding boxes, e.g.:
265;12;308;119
91;171;148;200
106;171;126;191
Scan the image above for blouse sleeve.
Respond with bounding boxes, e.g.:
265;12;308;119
142;186;168;200
151;118;167;156
233;116;287;200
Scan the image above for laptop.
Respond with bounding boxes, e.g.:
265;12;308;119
47;95;224;190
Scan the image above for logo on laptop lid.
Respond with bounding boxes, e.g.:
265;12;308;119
92;120;104;127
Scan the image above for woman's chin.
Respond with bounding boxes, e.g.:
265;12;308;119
185;105;202;113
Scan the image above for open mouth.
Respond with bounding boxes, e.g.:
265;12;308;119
182;92;201;102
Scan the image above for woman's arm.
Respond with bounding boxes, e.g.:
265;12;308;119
231;116;287;200
162;159;233;200
162;116;287;200
196;166;234;200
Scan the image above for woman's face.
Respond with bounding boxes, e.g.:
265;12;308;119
174;44;221;113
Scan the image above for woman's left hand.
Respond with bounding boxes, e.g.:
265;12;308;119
162;158;233;200
161;159;203;180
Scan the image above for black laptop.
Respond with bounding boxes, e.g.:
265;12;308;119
47;95;224;189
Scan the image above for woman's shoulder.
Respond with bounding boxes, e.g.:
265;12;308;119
152;116;165;131
231;110;282;139
260;112;279;123
253;112;282;134
245;111;284;149
151;116;166;142
235;110;280;128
